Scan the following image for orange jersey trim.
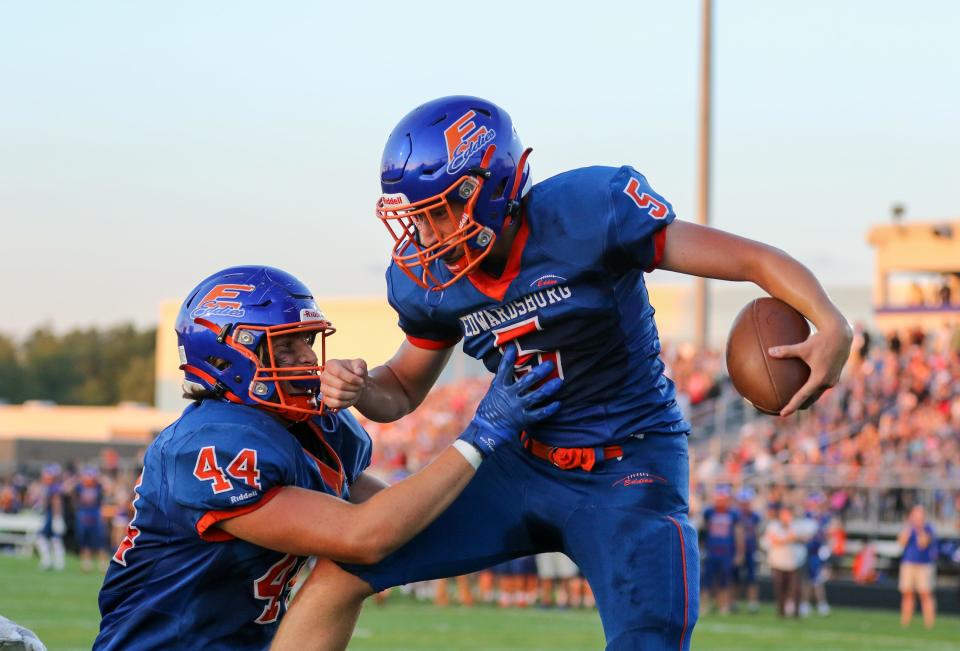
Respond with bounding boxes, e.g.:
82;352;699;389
196;485;284;542
305;421;346;496
464;219;530;302
645;226;668;272
406;334;461;350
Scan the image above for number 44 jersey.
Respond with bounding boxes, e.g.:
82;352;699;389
389;166;690;448
94;399;371;651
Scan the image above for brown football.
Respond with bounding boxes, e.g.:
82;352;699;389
726;297;811;415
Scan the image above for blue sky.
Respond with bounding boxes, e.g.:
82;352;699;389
1;1;957;335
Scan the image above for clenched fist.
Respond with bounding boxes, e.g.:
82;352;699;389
320;358;369;410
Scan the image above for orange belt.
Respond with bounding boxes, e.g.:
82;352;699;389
520;433;623;472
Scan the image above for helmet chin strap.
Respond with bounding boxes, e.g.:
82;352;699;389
505;147;533;220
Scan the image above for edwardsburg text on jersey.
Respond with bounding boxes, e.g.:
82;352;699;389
458;285;572;337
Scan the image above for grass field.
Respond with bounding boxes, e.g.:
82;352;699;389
1;555;958;650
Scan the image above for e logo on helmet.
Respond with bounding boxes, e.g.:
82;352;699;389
443;110;496;175
191;284;256;319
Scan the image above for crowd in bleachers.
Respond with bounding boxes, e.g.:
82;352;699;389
694;323;960;527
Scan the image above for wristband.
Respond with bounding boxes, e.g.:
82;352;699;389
452;440;483;470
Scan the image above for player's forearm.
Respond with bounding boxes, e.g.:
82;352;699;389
218;452;473;564
746;245;848;335
350;447;475;561
660;221;848;334
347;471;389;504
354;342;453;422
353;364;418;422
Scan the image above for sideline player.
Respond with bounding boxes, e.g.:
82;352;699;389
35;464;66;572
734;487;762;612
800;492;832;616
275;96;852;650
74;466;109;572
702;487;741;615
94;265;560;650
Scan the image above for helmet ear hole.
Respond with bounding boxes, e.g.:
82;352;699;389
491;176;509;200
206;356;231;371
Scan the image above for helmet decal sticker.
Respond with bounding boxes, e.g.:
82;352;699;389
190;284;256;319
444;110;496;175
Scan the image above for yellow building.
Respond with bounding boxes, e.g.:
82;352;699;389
0;402;179;470
867;219;960;333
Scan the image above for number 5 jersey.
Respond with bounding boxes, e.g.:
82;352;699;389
388;165;690;448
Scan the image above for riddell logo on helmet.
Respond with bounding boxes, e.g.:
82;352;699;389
191;284;255;319
378;193;410;208
444;110;496;175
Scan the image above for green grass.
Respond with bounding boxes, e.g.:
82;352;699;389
0;554;957;650
0;554;104;651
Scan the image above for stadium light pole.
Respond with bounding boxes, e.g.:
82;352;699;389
694;0;713;349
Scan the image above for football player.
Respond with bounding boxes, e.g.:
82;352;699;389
74;466;109;573
734;487;762;613
701;487;742;615
275;96;852;650
35;464;65;572
93;265;560;650
800;492;832;616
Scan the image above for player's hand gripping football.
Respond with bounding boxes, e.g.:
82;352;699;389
768;318;853;417
459;346;562;457
319;358;368;410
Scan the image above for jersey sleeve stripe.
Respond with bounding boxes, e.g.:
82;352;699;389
406;334;461;350
645;225;668;272
195;486;284;542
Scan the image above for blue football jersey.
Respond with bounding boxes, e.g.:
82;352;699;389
804;512;831;556
739;509;761;554
703;507;739;558
95;400;371;651
388;165;689;447
75;482;104;528
39;481;62;535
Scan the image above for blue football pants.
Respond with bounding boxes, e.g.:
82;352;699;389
340;433;700;650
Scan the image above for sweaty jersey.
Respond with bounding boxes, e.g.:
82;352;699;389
388;165;688;447
95;400;372;651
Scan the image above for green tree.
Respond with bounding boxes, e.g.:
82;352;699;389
13;324;156;405
21;326;81;403
0;333;23;403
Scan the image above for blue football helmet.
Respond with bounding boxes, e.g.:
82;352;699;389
376;96;532;290
175;266;335;421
